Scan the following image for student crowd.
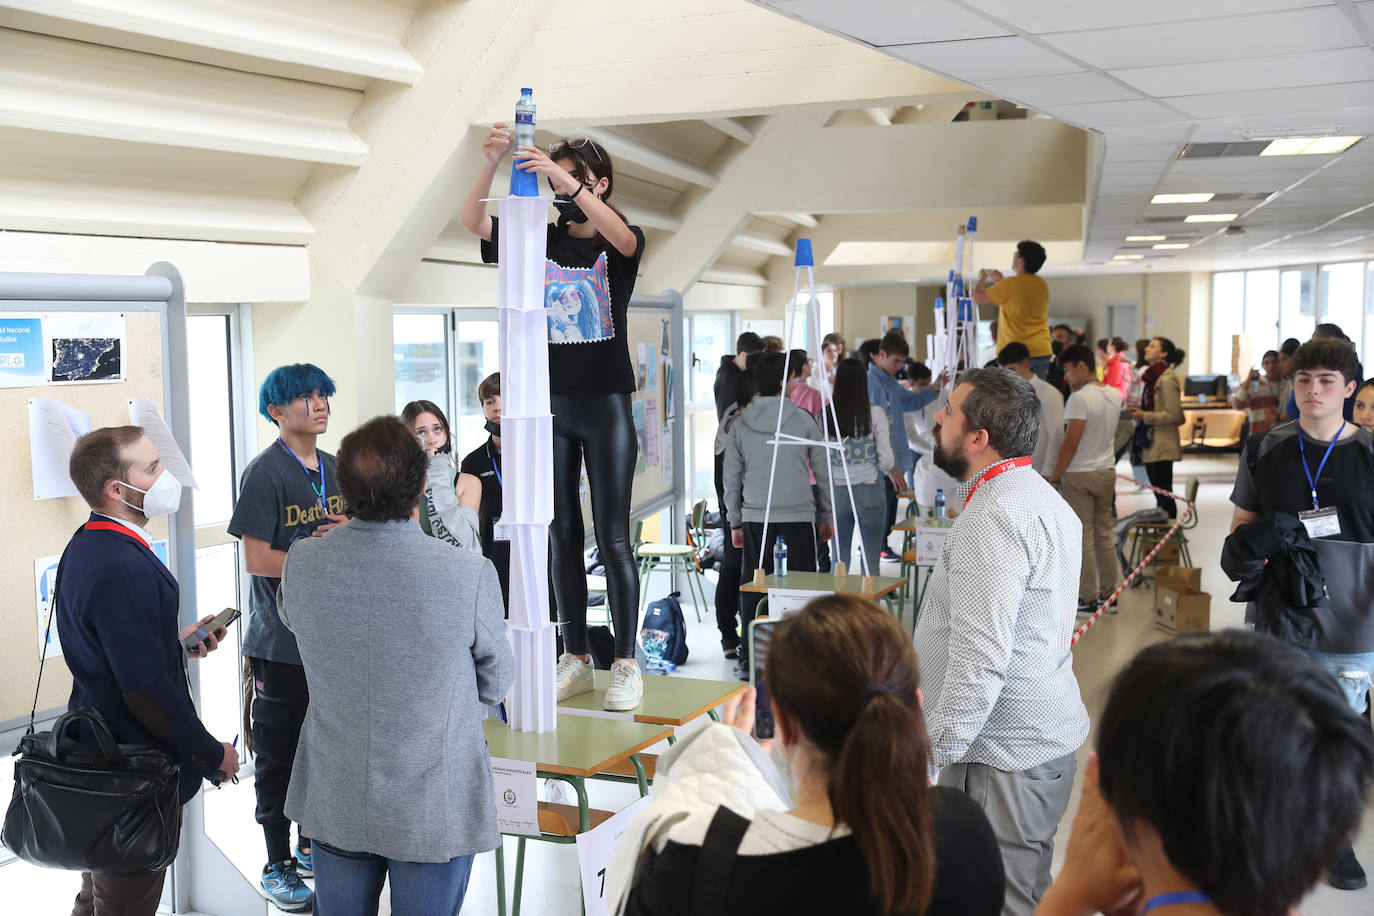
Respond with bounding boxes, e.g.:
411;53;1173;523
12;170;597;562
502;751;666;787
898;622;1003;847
43;233;1374;916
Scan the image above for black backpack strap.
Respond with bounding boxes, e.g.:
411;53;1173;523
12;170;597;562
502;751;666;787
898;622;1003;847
30;528;80;734
688;806;752;916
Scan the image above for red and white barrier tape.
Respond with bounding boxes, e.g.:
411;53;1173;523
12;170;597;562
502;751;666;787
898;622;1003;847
1069;474;1197;648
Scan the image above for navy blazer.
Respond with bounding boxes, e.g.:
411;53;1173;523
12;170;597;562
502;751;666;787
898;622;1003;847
54;515;223;803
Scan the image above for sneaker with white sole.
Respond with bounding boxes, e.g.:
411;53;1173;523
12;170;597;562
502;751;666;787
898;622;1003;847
260;860;313;912
292;844;313;878
604;658;644;711
555;653;595;701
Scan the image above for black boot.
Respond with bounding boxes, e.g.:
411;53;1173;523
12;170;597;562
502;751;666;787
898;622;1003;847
1328;845;1367;890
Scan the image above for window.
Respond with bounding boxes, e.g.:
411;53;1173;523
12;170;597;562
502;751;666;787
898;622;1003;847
690;313;732;406
1210;271;1245;374
186;316;236;526
1320;262;1365;358
452;314;499;453
393;313;450;417
1278;268;1314;344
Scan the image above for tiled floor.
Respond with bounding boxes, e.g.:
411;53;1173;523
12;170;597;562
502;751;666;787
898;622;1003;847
3;454;1370;914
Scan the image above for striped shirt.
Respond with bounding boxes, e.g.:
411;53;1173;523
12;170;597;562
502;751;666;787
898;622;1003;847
913;463;1090;772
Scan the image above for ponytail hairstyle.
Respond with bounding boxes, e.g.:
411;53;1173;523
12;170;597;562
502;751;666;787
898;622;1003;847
1152;336;1186;368
765;595;935;915
827;357;873;440
548;137;629;247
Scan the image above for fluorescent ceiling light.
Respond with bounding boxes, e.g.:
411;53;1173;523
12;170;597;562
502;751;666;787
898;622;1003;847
1153;243;1189;249
1112;254;1144;260
1151;193;1214;204
1185;213;1238;223
1260;136;1362;156
1126;235;1166;241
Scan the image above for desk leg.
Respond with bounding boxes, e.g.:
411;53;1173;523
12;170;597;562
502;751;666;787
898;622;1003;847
571;776;590;833
512;838;527;916
495;841;507;916
708;709;721;722
630;754;649;796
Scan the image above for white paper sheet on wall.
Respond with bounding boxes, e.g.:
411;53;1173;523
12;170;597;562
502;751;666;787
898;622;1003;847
28;397;91;500
128;398;198;489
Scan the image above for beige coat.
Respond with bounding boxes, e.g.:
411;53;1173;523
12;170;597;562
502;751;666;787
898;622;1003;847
1138;367;1183;462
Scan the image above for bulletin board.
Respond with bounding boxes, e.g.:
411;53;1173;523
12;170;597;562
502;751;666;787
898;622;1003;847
577;293;685;536
0;267;192;727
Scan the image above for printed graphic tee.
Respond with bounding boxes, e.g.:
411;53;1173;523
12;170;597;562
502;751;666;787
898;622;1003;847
482;218;646;395
229;441;341;664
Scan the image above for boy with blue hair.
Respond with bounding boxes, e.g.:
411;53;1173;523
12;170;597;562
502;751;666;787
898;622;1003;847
229;363;346;912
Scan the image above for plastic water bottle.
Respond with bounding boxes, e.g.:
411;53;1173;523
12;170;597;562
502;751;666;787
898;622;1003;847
774;536;788;577
510;88;538;197
934;488;946;522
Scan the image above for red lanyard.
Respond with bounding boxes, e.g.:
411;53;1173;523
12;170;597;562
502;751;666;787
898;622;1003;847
962;456;1033;510
85;520;151;550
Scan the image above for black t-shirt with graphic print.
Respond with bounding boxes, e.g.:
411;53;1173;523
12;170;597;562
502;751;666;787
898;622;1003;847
228;440;341;665
481;217;645;395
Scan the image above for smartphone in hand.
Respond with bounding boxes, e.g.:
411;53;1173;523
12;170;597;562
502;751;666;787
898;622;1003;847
182;607;241;652
749;617;780;740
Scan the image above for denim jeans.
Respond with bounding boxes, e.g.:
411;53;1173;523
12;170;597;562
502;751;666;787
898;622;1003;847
313;841;474;916
834;481;886;576
1028;355;1052;380
1301;649;1374;715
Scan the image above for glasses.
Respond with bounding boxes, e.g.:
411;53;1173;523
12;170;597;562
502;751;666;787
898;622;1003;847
547;137;603;164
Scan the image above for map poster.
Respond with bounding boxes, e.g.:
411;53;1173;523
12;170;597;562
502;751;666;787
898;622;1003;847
0;315;44;388
45;312;126;384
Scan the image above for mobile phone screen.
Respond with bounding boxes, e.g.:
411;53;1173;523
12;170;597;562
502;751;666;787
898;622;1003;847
749;618;779;740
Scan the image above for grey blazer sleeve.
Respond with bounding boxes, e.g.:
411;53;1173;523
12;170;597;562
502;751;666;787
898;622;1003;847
472;562;515;706
426;456;481;552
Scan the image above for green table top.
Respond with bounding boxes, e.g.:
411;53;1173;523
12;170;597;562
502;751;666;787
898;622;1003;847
739;570;907;598
482;714;672;777
893;517;954;532
559;671;746;726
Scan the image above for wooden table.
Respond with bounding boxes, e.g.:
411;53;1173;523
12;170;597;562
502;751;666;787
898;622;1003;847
739;570;907;599
559;670;746;727
485;714;672;916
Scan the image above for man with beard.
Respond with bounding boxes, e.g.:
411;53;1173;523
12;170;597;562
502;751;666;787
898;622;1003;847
912;367;1088;916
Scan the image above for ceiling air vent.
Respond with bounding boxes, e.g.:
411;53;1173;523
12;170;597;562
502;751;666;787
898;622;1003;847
1179;141;1270;159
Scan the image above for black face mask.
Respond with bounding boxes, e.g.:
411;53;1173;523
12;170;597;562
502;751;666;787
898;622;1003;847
552;194;589;224
484;418;501;437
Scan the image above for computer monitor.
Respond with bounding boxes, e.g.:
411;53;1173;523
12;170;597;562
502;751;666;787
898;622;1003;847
1184;375;1228;398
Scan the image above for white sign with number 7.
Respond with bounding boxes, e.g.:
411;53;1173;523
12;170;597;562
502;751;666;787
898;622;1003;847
576;795;651;916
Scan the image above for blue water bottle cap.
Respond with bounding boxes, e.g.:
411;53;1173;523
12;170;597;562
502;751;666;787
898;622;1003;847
520;87;532;95
967;216;977;231
948;269;955;281
934;297;944;310
794;238;814;267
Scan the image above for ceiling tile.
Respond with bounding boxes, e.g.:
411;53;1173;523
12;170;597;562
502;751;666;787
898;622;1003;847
770;0;1011;46
1041;7;1357;69
885;37;1081;80
1111;47;1374;98
1104;143;1181;161
964;0;1332;33
979;71;1140;106
1042;98;1178;128
1100;123;1192;145
1358;1;1374;32
1166;82;1374;119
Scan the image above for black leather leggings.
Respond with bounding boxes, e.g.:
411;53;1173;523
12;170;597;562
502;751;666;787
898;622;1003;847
550;392;639;658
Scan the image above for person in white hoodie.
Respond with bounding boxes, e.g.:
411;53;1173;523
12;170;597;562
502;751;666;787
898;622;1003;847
723;351;833;677
606;595;1004;916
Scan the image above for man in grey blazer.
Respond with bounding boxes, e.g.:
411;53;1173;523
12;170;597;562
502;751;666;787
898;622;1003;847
279;415;514;915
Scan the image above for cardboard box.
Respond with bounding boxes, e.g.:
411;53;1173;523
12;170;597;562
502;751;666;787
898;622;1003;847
1155;565;1202;593
1151;540;1182;566
1155;584;1211;635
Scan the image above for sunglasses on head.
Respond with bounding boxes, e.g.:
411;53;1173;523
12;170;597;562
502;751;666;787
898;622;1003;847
547;137;603;164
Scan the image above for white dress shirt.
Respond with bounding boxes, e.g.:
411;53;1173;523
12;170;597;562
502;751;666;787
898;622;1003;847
913;462;1089;772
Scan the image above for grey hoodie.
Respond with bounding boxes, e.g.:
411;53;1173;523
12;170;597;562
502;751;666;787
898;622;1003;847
724;395;832;527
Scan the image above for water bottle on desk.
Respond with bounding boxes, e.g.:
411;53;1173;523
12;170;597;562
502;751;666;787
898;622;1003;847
934;488;946;523
509;88;538;197
774;536;788;577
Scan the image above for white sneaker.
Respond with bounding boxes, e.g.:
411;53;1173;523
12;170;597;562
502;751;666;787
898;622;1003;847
604;658;644;711
555;653;595;701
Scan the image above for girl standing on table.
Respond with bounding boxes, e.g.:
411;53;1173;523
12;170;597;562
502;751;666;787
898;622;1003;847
460;127;647;712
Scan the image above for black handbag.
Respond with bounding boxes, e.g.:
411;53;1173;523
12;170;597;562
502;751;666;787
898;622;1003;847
3;563;182;875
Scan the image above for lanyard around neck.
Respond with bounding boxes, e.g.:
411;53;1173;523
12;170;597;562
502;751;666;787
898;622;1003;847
278;439;325;509
1141;891;1211;913
1296;422;1345;510
962;456;1032;511
488;441;503;488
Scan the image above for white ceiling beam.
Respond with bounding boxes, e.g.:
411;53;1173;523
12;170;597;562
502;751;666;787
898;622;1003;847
0;0;423;84
862;107;892;126
759;211;819;228
0;30;368;164
0;175;313;244
616;198;683;232
705;117;756;144
573;126;718;188
701;266;768;287
731;232;793;257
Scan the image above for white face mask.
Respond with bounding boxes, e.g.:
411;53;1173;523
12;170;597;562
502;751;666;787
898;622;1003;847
118;469;182;519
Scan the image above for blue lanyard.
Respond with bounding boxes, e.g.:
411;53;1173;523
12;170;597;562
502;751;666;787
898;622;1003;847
488;441;502;488
1141;891;1211;913
1296;422;1345;510
278;439;325;509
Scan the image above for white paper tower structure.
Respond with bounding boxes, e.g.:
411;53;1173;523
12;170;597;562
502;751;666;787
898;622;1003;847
497;195;558;732
758;241;871;576
931;217;980;378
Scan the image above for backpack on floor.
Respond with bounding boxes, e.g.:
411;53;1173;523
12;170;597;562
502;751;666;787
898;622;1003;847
640;591;690;671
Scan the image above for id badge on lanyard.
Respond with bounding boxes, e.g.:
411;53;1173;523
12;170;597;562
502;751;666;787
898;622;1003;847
1297;424;1345;539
